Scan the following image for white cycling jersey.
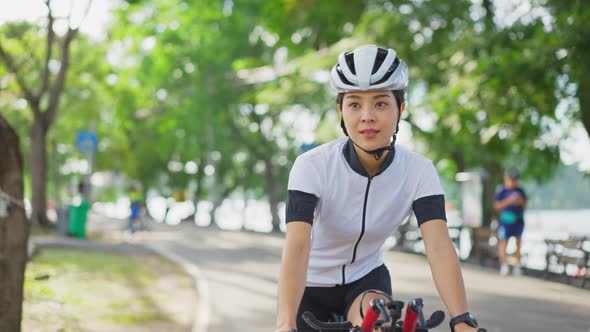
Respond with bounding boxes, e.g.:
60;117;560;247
287;138;446;287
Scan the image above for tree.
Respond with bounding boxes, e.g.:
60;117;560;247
544;0;590;139
0;0;92;226
0;115;27;332
105;0;253;204
350;1;567;226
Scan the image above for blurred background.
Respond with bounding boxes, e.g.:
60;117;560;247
3;1;590;331
2;0;590;292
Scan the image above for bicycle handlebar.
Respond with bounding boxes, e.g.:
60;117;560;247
302;297;446;332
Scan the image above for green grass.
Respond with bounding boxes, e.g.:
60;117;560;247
22;248;181;332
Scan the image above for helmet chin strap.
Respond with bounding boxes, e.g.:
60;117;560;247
350;139;393;160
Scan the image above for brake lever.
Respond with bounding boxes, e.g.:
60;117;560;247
372;298;391;328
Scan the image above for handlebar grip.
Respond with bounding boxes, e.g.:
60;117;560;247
402;304;418;332
360;302;380;332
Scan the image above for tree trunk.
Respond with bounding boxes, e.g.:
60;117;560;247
29;114;49;227
482;0;495;32
209;195;222;227
264;159;281;232
482;162;503;228
0;115;28;332
0;6;79;229
192;160;204;222
51;139;61;207
578;73;590;140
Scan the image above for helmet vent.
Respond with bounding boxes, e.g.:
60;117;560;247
344;52;356;75
371;48;390;74
373;58;400;85
336;65;355;85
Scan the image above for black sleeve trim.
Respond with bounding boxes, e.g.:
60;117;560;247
412;194;446;227
286;190;319;225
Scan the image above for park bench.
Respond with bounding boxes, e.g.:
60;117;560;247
544;236;590;288
471;228;499;266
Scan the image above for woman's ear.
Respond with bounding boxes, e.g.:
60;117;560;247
399;101;406;116
337;102;342;113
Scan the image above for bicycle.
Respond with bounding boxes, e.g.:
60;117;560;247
301;294;485;332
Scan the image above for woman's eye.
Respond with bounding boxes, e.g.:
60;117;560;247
376;102;387;108
348;102;360;108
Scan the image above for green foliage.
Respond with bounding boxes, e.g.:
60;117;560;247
0;21;113;202
3;0;590;215
352;1;571;186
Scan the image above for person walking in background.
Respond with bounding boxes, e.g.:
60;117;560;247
128;185;143;233
494;169;527;276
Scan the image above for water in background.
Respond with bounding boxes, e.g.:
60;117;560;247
94;196;589;271
519;209;590;271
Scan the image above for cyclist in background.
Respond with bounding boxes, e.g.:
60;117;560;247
128;185;143;233
276;45;484;332
494;169;527;276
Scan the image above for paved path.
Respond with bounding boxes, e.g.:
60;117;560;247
69;215;590;332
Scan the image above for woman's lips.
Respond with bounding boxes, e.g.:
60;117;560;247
360;129;379;138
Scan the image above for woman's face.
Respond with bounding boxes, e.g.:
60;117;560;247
339;90;404;151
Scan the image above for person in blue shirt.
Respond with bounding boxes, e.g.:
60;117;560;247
493;169;527;276
128;186;144;233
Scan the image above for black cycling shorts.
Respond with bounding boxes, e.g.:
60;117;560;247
296;264;392;331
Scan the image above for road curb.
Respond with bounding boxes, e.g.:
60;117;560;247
144;243;210;332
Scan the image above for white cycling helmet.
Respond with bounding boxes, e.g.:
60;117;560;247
330;44;408;93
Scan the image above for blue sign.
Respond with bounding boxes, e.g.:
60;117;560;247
76;131;97;153
300;143;317;153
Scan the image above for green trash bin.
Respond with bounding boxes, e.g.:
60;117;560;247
69;200;90;238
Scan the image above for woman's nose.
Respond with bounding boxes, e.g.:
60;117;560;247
360;107;376;122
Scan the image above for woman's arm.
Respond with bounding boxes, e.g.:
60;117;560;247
420;219;478;332
276;221;312;332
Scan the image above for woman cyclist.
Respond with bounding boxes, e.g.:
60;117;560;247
276;45;485;332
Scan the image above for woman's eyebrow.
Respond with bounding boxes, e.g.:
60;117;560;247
344;95;361;99
344;94;393;100
373;94;393;99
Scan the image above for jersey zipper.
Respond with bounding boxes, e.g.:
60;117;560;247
341;176;373;285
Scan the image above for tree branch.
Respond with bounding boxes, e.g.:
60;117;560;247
482;0;495;32
39;4;55;99
68;0;94;30
0;41;39;109
45;27;78;129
